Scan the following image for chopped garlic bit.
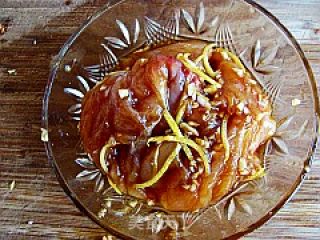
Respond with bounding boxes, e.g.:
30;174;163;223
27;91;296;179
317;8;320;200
221;51;230;60
118;89;129;99
196;138;210;149
239;157;250;175
182;184;190;190
64;64;72;72
192;101;200;109
248;79;257;85
204;85;218;94
155;212;163;218
192;178;199;186
147;199;155;206
236;102;245;112
98;208;107;218
128;200;138;208
232;68;245;78
258;96;268;108
188;121;200;127
102;235;113;240
137;58;148;65
192;171;201;179
291;98;301;107
216;71;222;80
197;93;211;109
256;112;267;121
189;183;197;192
100;85;108;91
180;122;199;136
187;83;197;100
243;106;250;115
106;200;112;208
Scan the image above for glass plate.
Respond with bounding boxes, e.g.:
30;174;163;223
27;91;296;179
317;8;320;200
42;0;319;239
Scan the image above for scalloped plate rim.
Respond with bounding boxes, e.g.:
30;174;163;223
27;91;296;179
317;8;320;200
41;0;320;239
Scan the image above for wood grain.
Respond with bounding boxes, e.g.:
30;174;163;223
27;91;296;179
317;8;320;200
0;0;319;239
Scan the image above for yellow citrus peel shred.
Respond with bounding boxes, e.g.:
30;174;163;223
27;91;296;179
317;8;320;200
175;100;188;124
100;138;122;194
108;177;122;195
202;44;219;78
163;109;194;161
177;53;221;88
225;50;246;70
100;143;112;173
135;144;182;189
148;135;210;174
246;167;266;181
163;109;181;136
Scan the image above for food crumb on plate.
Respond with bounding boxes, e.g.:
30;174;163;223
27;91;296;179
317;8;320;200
291;98;301;106
41;128;48;142
9;180;15;191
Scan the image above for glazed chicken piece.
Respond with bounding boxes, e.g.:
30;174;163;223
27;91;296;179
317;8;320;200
80;55;194;200
208;51;276;203
80;42;276;211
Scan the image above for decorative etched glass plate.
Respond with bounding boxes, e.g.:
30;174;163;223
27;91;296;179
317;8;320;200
42;0;319;239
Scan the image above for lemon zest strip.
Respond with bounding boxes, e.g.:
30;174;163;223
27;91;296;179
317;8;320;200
177;53;221;88
148;135;210;174
163;109;194;161
246;167;266;181
163;109;181;136
135;144;182;189
202;44;219;78
226;50;246;70
100;139;121;194
107;177;122;195
175;100;188;124
195;54;205;64
100;143;113;173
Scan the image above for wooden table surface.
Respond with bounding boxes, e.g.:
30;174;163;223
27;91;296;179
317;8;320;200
0;0;319;239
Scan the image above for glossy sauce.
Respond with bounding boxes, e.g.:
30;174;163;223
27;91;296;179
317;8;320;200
80;42;276;211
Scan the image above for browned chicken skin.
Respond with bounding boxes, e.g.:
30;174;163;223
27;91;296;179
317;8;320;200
80;42;276;211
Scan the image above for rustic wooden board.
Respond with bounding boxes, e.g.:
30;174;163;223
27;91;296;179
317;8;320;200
0;0;319;239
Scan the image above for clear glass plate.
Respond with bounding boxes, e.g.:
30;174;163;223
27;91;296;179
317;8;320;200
42;0;319;239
